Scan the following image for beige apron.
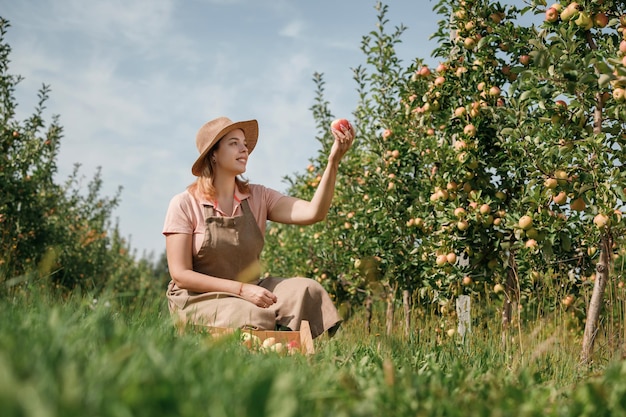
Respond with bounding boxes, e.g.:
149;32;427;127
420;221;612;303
166;199;342;339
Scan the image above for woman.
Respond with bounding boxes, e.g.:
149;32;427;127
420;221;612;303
163;116;354;339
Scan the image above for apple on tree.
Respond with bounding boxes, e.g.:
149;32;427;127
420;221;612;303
545;7;559;23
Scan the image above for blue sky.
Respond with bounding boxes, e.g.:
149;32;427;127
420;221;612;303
3;1;518;258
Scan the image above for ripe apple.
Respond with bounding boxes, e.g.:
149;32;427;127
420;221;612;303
519;215;533;230
560;2;580;22
462;276;472;286
519;55;531;66
464;124;477;136
613;88;626;102
434;76;445;86
620;40;626;54
593;213;609;229
454;207;467;218
382;128;393;139
555;99;568;110
454;140;468;151
570;197;586;211
436;254;448;266
446;252;457;264
544;178;558;189
418;66;431;77
552;191;567;205
436;63;448;73
286;340;300;354
554;169;569;185
594;13;608;28
488;86;501;97
271;342;284;353
457;220;469;231
464;37;476;49
262;337;277;349
525;239;538;249
545;7;559;23
479;204;491;215
331;118;352;132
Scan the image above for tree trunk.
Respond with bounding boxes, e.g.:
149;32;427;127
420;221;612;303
581;232;613;365
365;295;373;335
386;291;395;336
402;289;411;338
501;252;519;346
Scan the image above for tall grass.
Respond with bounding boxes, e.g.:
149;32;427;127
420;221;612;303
2;282;626;417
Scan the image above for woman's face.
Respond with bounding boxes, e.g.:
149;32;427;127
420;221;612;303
212;128;249;175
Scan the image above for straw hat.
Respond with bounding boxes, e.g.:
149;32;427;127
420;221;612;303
191;117;259;176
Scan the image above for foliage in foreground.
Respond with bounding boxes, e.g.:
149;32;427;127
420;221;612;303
2;289;626;417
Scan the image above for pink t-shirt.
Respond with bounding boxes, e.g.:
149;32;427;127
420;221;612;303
162;184;285;255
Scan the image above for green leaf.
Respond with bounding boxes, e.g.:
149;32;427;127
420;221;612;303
598;74;612;89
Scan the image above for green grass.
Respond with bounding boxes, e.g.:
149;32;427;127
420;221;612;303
2;288;626;417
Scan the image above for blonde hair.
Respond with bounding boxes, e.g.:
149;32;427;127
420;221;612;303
188;142;250;201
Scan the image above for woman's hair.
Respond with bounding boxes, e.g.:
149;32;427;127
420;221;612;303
188;138;250;200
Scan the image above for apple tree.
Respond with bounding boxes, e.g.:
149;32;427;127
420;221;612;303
0;17;154;297
408;0;626;361
263;0;626;358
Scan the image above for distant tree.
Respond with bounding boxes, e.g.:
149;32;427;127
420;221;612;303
0;17;156;297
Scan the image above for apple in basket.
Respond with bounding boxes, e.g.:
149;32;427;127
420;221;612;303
286;340;300;355
262;337;277;349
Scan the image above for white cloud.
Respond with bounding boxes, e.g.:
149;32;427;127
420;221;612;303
279;20;305;39
4;0;446;257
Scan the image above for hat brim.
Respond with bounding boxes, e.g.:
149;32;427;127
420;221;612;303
191;119;258;176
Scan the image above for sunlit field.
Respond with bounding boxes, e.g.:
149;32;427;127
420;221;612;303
2;280;626;417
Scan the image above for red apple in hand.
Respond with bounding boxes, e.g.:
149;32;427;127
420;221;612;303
331;118;352;133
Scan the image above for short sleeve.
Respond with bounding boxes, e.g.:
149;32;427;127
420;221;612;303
245;184;286;236
262;185;286;213
162;191;202;235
